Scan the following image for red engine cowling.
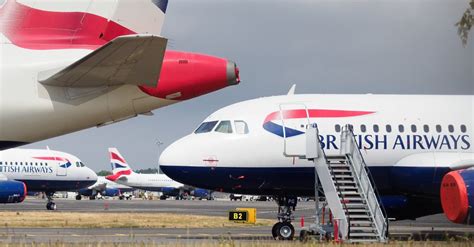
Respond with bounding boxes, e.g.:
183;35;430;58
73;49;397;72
440;170;474;225
139;50;240;101
0;180;27;203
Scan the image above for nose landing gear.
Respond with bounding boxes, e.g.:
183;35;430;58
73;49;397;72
272;196;297;240
45;192;57;210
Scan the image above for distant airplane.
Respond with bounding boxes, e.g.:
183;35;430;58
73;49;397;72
0;148;97;210
76;176;134;200
159;90;473;239
105;148;186;199
0;0;240;150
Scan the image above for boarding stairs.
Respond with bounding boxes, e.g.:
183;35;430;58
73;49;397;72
305;124;388;243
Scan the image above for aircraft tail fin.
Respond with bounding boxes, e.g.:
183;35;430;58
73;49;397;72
0;0;169;47
108;148;134;174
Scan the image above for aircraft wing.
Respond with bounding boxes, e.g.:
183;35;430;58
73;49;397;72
39;35;167;88
396;152;474;170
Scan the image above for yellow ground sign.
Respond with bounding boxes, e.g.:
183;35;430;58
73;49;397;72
228;208;256;224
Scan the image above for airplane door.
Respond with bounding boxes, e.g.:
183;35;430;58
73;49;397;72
56;161;67;176
279;103;310;157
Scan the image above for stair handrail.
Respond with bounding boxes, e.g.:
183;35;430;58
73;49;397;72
340;124;389;241
311;123;350;240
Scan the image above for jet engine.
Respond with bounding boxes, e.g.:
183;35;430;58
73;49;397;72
0;180;27;203
192;188;212;199
139;51;240;100
102;188;121;197
440;169;474;225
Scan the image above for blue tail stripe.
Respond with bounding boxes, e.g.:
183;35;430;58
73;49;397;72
152;0;168;13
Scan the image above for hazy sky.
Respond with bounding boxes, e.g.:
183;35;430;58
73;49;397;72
26;0;473;171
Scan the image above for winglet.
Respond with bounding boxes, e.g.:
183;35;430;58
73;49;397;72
287;84;296;95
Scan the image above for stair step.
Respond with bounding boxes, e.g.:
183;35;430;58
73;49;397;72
334;181;356;185
332;174;353;178
350;220;374;225
348;214;371;219
345;203;367;208
349;232;378;237
349;239;380;243
350;226;376;231
331;170;352;174
328;165;350;169
327;155;346;160
346;208;369;213
340;191;361;195
337;186;358;190
342;197;364;201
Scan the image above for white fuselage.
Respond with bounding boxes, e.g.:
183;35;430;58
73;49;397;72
158;94;473;219
114;172;184;192
0;148;97;192
160;94;473;169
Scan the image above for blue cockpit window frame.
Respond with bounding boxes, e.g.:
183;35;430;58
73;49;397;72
194;121;219;134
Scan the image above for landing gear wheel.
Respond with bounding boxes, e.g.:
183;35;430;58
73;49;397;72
277;222;295;240
46;202;57;210
75;195;82;200
272;222;283;239
299;230;309;242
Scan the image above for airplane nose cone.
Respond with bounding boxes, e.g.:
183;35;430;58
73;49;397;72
159;143;179;168
226;61;240;85
159;139;190;182
87;169;98;181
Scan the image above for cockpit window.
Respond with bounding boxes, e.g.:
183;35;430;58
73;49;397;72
195;121;218;134
234;120;249;134
215;121;233;134
80;162;85;167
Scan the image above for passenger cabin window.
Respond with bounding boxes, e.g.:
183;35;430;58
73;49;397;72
423;125;429;133
460;125;467;133
360;125;367;133
411;125;417;133
448;125;454;133
373;125;379;133
194;121;218;134
398;125;404;133
436;125;442;133
234;120;249;134
335;124;341;133
386;125;392;133
215;121;233;134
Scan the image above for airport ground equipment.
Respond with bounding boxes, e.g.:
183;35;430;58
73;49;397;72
300;124;388;243
228;208;257;224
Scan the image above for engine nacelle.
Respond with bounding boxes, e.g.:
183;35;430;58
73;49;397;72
161;187;179;196
139;51;240;101
102;188;121;197
192;188;211;199
440;170;474;225
0;180;27;203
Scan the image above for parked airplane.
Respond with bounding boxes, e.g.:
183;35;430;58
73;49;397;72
159;90;474;239
76;176;134;200
0;0;240;150
0;148;97;210
105;148;186;199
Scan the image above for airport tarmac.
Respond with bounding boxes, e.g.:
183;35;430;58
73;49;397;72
0;198;473;244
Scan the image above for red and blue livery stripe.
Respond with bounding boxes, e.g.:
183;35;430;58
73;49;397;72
33;156;72;168
263;109;374;137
